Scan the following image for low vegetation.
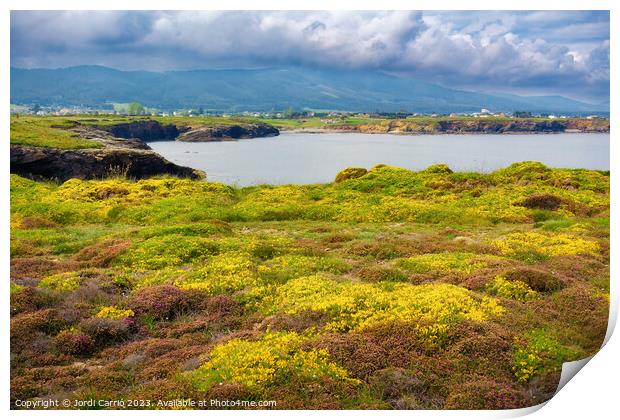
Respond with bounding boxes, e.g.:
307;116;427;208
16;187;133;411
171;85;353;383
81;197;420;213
10;161;609;409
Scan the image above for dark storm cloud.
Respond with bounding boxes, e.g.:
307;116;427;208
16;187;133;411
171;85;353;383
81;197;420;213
10;10;610;102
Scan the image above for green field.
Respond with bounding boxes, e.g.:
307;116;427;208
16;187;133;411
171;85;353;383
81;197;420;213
10;117;103;150
10;161;609;409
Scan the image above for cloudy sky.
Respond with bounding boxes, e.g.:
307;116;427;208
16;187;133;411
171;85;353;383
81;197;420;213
10;10;610;102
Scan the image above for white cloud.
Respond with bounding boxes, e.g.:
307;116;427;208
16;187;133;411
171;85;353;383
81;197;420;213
10;10;610;101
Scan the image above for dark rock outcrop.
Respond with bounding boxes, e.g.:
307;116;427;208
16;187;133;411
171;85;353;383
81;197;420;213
10;145;202;182
104;120;182;142
177;123;279;142
102;120;279;142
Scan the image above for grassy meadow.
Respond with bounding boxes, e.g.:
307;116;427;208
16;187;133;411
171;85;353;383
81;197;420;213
9;160;610;409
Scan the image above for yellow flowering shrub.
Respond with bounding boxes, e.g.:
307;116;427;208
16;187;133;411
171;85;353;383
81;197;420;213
487;276;540;302
10;283;24;296
55;177;233;204
188;332;358;391
95;306;135;320
589;287;610;301
39;271;84;292
397;252;494;274
241;185;309;203
333;195;461;224
493;232;600;258
259;276;504;333
513;330;582;382
174;251;259;294
10;214;24;229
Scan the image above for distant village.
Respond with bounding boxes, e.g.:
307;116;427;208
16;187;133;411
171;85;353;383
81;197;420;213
9;103;606;120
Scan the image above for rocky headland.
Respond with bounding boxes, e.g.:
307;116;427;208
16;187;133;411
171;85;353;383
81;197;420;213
10;120;280;181
176;123;279;142
10;124;200;182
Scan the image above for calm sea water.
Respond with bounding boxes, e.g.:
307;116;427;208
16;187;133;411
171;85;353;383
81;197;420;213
149;132;610;186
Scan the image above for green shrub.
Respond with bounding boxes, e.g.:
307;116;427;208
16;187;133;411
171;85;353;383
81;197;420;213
113;234;220;270
531;210;560;223
512;330;582;382
258;254;351;283
136;221;232;239
335;167;368;183
423;164;453;174
493;161;551;182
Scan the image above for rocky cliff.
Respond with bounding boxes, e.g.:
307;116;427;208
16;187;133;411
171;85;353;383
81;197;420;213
106;120;182;141
10;124;202;182
10;145;201;182
328;118;609;134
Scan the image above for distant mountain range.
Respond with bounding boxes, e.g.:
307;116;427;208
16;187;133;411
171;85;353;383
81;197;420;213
10;66;609;114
